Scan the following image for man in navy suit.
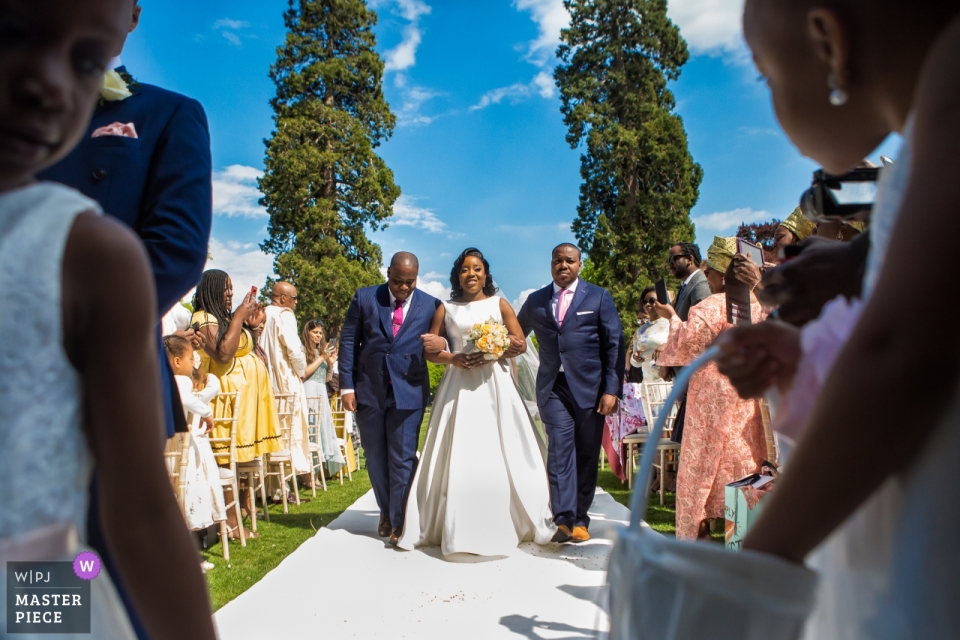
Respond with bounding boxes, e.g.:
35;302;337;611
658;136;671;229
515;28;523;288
39;2;212;637
517;244;624;543
339;252;446;545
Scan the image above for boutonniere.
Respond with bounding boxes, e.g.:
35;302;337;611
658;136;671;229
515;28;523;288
99;69;139;106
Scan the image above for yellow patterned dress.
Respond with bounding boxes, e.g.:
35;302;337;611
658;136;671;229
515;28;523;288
192;311;282;462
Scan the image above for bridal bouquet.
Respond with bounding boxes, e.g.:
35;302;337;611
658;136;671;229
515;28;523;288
466;317;511;360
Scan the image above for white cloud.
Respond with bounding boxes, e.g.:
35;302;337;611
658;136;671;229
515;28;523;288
212;165;266;218
476;0;566;111
470;82;530;111
417;278;451;301
392;195;448;233
667;0;746;56
395;83;440;126
381;0;431;71
512;287;540;311
213;18;249;30
205;237;276;304
213;17;249;47
692;207;770;232
514;0;569;64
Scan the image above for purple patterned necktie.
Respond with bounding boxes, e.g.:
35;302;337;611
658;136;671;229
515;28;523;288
392;298;404;336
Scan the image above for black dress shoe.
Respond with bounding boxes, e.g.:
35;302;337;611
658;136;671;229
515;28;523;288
389;528;401;546
551;525;573;543
378;514;392;538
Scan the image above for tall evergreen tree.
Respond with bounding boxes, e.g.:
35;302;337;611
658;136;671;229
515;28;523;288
260;0;399;332
556;0;702;327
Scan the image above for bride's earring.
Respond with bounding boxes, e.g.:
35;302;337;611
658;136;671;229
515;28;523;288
828;72;848;106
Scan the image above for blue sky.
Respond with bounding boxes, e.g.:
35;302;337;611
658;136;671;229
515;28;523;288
121;0;899;307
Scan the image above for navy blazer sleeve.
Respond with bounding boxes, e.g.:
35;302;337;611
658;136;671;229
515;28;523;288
598;288;625;397
140;98;212;312
338;291;363;391
517;298;533;337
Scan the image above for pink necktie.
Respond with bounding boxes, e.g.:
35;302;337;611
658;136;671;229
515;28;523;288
392;299;404;336
557;288;572;326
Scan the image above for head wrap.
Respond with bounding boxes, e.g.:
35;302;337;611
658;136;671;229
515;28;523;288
779;207;817;241
706;236;737;273
843;220;866;233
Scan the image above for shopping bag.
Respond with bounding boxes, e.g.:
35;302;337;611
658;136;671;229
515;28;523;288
725;473;775;551
607;347;818;640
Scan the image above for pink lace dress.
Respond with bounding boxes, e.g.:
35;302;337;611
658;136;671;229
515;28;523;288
658;294;768;539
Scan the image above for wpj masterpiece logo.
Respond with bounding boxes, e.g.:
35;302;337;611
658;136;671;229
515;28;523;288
6;552;100;634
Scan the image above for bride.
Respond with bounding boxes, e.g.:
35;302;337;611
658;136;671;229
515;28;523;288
397;248;557;556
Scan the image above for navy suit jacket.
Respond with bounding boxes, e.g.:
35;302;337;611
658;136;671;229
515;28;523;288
40;68;213;437
339;285;441;411
518;279;625;410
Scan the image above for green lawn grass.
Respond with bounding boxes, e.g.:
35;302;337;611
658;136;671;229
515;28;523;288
202;411;704;610
200;469;372;611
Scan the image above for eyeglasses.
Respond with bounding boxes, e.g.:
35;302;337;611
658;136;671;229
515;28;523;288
642;298;657;306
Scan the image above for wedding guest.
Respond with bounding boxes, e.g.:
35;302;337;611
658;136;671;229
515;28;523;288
39;3;212;632
633;286;671;383
302;319;345;477
655;237;767;540
163;336;225;537
774;207;817;252
667;243;710;321
0;0;216;637
262;283;314;487
816;219;865;241
715;2;960;636
192;270;282;535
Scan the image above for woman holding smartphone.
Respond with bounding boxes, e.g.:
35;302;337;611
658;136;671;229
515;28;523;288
302;320;345;477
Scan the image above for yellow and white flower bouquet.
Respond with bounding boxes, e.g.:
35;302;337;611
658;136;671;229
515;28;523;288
466;317;511;360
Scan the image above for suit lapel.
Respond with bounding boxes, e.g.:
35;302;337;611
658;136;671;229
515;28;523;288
564;279;588;320
376;285;394;342
543;285;559;328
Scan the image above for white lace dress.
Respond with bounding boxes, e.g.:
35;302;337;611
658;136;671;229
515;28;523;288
397;296;557;556
0;183;134;638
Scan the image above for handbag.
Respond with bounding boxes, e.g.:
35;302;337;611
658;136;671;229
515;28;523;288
607;347;818;640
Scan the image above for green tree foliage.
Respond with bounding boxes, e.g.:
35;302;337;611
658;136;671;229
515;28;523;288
428;362;445;398
556;0;702;328
260;0;400;333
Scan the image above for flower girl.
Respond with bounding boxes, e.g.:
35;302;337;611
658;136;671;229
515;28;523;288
0;0;216;637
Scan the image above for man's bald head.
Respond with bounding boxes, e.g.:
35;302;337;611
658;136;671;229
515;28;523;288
271;281;298;309
386;252;419;302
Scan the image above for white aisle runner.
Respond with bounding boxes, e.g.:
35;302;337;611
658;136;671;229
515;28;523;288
214;488;631;639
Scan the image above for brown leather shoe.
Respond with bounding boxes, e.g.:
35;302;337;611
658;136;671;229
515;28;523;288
551;524;573;543
571;526;590;543
378;514;392;538
389;528;401;546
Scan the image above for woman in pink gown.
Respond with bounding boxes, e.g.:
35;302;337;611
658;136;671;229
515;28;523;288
655;237;768;540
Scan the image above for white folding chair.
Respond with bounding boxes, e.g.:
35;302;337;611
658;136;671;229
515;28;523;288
264;393;300;513
304;395;332;492
207;391;245;560
622;381;682;505
163;432;190;513
330;399;353;484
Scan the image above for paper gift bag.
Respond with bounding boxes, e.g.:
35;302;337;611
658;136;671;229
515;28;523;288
725;473;775;551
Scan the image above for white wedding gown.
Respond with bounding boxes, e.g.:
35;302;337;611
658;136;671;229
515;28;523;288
397;296;557;557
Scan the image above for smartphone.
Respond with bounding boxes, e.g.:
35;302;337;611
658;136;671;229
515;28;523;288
655;278;670;305
737;238;764;266
249;286;258;298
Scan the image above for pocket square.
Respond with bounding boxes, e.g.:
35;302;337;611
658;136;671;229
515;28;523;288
91;122;138;139
576;310;594;315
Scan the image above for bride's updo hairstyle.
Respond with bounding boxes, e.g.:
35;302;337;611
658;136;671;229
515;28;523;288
450;248;499;299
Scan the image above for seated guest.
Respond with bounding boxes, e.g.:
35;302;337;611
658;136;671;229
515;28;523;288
302;320;346;477
163;336;225;569
603;287;673;480
655;237;768;540
192;270;283;535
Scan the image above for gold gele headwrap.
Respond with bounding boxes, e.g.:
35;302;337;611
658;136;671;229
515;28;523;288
779;207;817;241
706;236;737;273
844;220;866;233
